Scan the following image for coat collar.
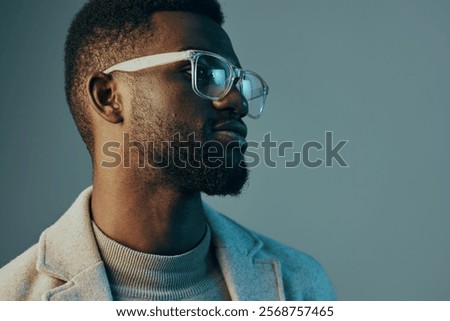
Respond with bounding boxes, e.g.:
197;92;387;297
204;204;285;300
36;187;284;300
37;186;112;300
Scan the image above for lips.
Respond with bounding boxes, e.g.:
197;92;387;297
213;120;248;139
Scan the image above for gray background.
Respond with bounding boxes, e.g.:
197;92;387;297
0;0;449;300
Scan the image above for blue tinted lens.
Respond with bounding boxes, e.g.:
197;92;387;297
196;54;231;98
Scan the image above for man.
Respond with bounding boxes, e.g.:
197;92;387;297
0;0;335;300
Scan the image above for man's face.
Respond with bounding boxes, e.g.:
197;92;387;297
125;11;249;195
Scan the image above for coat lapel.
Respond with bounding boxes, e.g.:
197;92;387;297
43;262;112;300
204;204;285;300
36;187;112;300
35;187;284;301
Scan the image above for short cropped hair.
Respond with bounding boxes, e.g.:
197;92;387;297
65;0;224;154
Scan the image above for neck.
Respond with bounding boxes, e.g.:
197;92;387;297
90;167;206;255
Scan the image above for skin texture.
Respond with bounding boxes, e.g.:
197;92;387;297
88;12;248;255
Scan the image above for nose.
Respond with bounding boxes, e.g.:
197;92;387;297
211;86;249;118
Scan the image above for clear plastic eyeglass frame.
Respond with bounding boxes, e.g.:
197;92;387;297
102;50;269;119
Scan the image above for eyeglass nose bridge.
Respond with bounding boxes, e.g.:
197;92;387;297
231;67;244;82
229;68;247;94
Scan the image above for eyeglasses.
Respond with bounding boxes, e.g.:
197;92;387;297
103;50;269;119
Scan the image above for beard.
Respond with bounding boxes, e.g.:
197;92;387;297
129;88;249;196
158;134;249;196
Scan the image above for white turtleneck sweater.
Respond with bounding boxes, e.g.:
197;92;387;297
92;222;231;301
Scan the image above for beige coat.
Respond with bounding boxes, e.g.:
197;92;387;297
0;187;335;300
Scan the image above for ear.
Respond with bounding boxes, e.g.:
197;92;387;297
87;72;124;124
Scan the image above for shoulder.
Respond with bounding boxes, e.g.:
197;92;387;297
0;243;61;300
205;208;336;300
254;231;336;300
0;244;38;292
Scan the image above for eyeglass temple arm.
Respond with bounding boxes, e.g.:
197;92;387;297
103;50;193;74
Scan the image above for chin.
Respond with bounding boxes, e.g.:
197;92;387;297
201;163;249;196
156;136;249;196
165;160;249;197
